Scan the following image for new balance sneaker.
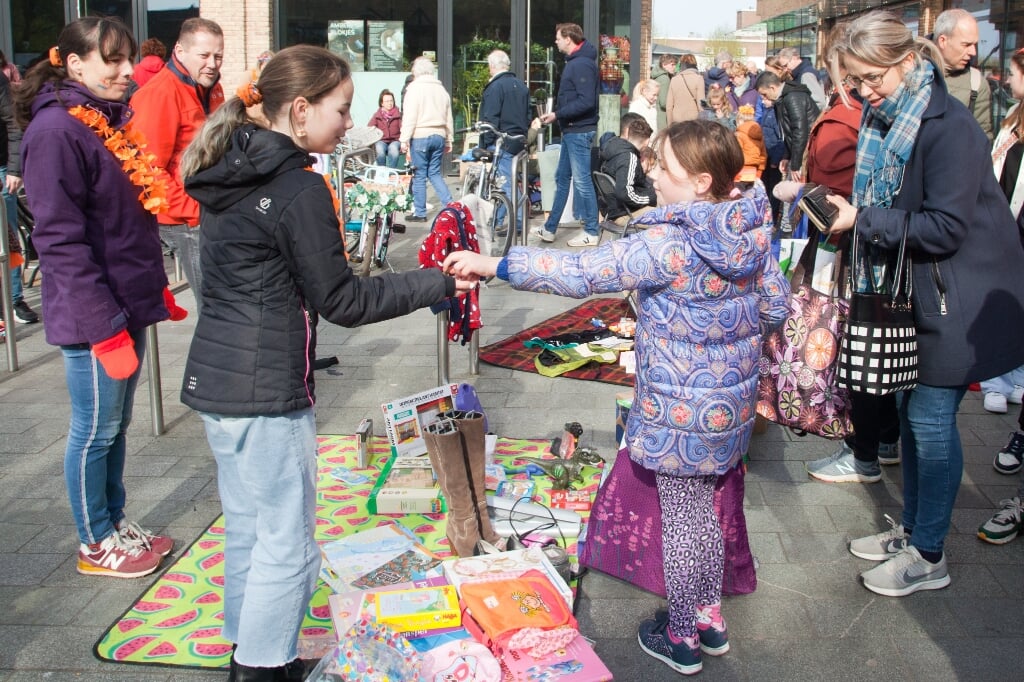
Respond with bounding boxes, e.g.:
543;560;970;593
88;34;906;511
13;300;39;324
77;532;162;578
117;518;174;557
994;432;1024;475
983;391;1008;414
695;603;729;656
849;514;907;561
1011;386;1024;405
637;617;702;675
877;441;901;466
978;497;1023;545
860;546;950;597
530;225;555;243
806;443;881;483
566;233;599;247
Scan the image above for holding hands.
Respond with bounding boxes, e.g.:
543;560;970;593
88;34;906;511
444;251;501;280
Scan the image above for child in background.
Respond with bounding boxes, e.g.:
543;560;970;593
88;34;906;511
699;85;736;130
445;119;790;676
734;104;767;179
598;112;656;226
628;78;660;134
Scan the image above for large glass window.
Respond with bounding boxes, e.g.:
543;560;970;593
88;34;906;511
147;1;200;54
278;0;437;64
9;0;66;70
452;0;511;127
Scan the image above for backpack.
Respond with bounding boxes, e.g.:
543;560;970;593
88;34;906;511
418;203;482;345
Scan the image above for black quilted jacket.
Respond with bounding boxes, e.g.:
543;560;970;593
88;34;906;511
181;125;453;415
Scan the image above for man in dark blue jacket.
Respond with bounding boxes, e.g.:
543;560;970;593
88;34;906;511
479;49;530;232
534;22;600;246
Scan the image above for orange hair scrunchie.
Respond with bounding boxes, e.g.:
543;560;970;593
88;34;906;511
49;46;62;67
236;69;263;107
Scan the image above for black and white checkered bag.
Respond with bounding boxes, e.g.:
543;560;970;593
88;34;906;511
837;221;918;395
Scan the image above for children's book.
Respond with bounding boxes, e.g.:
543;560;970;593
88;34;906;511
499;633;614;681
368;455;446;514
381;384;459;457
375;584;461;632
319;521;443;593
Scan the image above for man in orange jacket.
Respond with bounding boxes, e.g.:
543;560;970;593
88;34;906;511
131;18;225;299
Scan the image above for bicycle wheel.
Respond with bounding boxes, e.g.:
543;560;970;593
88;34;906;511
461;163;482;199
479;192;514;259
372;214;391;269
353;217;376;277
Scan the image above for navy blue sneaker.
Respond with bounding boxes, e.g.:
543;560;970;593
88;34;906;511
637;617;702;675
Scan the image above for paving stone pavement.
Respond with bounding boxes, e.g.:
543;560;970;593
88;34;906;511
1;205;1022;681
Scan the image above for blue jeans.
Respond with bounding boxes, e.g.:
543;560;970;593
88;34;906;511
160;224;202;299
493;149;523;233
410;134;453;217
62;328;146;545
1;166;23;303
543;131;599;236
375;140;401;168
898;384;967;554
201;408;319;668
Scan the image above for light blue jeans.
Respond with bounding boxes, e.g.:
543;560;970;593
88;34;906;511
898;384;967;554
201;408;319;668
62;329;146;545
980;364;1024;398
375;140;401;168
410;134;453;217
160;224;202;300
543;131;599;236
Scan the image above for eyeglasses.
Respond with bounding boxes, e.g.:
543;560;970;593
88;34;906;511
843;67;892;89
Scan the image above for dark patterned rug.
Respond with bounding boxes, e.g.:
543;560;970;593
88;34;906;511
479;296;635;387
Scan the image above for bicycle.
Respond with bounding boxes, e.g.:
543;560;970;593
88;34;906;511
456;121;529;259
341;160;413;277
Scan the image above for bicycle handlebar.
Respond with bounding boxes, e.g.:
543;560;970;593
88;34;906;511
455;121;526;142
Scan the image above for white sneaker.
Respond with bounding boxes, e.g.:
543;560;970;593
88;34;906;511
531;226;555;243
1011;386;1024;404
567;233;599;247
984;392;1008;414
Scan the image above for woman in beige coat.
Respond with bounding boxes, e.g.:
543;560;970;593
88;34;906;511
665;53;705;124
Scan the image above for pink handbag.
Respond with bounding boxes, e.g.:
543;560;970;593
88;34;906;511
756;226;853;439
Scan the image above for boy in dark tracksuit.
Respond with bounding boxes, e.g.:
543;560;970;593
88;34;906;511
598;112;656;225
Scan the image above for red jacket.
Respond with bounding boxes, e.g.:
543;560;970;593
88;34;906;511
804;92;861;198
132;55;165;89
130;56;224;226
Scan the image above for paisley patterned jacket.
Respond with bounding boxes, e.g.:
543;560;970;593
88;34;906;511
504;184;790;476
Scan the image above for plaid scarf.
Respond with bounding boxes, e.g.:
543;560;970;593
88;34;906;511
852;60;934;209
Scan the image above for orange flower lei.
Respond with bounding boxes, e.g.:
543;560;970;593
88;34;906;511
67;105;169;215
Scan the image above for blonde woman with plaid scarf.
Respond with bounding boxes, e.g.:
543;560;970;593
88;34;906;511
823;10;1024;598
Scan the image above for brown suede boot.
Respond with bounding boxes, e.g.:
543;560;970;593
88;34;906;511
424;416;484;557
438;410;500;547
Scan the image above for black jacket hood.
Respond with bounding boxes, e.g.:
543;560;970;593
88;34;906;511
185;125;313;211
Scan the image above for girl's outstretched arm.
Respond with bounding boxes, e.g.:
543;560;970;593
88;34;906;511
444;251;499;280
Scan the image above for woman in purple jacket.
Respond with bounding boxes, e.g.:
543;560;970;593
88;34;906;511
16;17;184;579
368;88;402;167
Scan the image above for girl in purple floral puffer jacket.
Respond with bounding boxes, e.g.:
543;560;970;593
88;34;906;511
445;119;790;676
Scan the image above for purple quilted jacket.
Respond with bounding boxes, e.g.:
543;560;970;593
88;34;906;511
503;184;790;476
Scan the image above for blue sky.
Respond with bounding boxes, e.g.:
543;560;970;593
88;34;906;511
652;0;757;38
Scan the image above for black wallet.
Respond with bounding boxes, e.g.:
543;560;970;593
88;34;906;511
798;184;839;233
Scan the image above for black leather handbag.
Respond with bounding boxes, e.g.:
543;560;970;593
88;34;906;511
837;220;918;395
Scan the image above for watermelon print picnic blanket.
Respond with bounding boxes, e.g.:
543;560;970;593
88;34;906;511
94;434;602;668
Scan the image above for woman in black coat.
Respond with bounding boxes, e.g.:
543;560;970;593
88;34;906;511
826;11;1024;598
